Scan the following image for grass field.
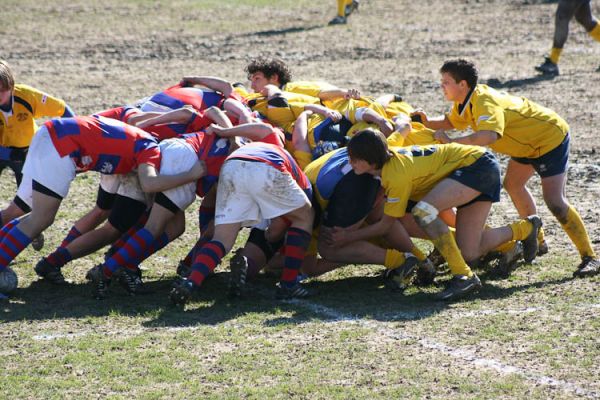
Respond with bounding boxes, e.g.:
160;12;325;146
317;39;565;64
1;0;599;398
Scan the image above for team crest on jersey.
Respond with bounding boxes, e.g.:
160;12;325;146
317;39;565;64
94;154;121;174
17;113;28;122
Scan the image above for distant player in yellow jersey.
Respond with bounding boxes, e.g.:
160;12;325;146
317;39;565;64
329;129;541;301
535;0;600;75
0;60;74;249
329;0;360;25
413;59;600;278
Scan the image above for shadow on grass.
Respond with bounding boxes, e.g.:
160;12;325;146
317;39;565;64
0;267;578;328
249;24;323;37
486;74;556;89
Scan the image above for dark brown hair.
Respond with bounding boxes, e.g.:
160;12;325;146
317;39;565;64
245;57;292;86
347;128;392;169
440;59;478;88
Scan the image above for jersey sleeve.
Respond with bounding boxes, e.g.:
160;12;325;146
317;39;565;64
471;94;505;136
136;141;162;170
26;85;67;119
382;176;411;218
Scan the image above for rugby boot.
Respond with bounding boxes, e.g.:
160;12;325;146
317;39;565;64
522;215;542;263
228;249;248;298
535;57;559;76
435;274;482;301
573;256;600;278
34;257;66;285
383;255;419;291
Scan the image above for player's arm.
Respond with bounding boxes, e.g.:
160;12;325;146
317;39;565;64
303;104;342;122
292;111;312;153
137;161;207;193
181;76;233;97
359;108;394;136
127;111;163;126
410;110;454;130
434;129;499;146
318;88;361;101
135;108;195;129
204;106;233;128
324;213;396;246
223;98;253;124
206;122;273;141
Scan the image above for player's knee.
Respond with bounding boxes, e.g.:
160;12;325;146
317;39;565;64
412;201;439;228
547;201;568;222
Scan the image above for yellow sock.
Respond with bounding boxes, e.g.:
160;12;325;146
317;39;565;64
431;231;472;277
410;245;426;262
384;249;406;269
549;47;562;64
337;0;346;17
538;226;546;245
494;240;516;253
560;206;596;258
589;22;600;42
510;220;533;241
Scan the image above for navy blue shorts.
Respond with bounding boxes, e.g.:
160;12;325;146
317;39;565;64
511;134;569;178
449;151;501;205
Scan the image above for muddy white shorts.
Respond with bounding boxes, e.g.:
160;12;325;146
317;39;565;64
16;126;77;208
159;138;198;210
215;159;310;227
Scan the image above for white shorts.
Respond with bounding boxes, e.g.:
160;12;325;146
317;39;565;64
100;174;120;194
159;138;198;210
116;172;150;204
17;126;76;208
215;159;310;227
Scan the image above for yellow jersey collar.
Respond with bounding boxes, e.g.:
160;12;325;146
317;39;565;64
457;85;476;117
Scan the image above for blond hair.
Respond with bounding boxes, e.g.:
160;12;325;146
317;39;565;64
0;60;15;91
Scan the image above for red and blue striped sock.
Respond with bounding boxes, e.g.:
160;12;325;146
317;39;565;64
0;217;20;243
198;206;215;232
104;228;154;278
105;213;149;259
123;232;171;273
181;236;209;267
0;225;32;270
59;226;82;248
45;247;73;269
188;240;226;287
280;227;311;287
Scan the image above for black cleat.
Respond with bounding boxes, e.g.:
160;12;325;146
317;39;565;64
344;0;359;16
228;250;248;298
573;256;600;278
535;57;559;76
415;258;436;286
31;233;45;251
383;256;419;291
116;268;147;295
435;274;482;301
169;278;195;305
495;241;523;278
34;258;66;285
537;240;549;257
275;282;313;300
328;15;347;25
522;215;542;264
86;265;111;300
176;260;191;278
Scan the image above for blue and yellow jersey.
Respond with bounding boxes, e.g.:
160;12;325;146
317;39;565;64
0;84;67;148
381;143;486;218
447;84;569;159
304;147;353;211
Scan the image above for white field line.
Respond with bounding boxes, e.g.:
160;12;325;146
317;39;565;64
287;298;599;399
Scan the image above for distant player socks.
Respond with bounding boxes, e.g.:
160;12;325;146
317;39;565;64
549;47;562;64
280;227;311;287
45;247;72;269
589;22;600;42
0;225;32;269
59;226;82;248
559;205;596;259
103;228;154;278
431;231;472;277
189;240;226;287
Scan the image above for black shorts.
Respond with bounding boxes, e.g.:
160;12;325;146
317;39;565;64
108;195;147;233
449;151;501;205
511;134;569;178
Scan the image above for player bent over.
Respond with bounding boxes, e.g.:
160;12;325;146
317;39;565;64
170;142;314;305
334;129;542;301
415;59;600;278
0;116;204;297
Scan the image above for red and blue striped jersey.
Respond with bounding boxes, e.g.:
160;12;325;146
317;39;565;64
139;85;224;113
45;116;161;174
227;142;312;194
181;132;231;197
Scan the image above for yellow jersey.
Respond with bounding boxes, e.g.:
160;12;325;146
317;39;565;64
382;143;485;218
0;84;67;148
283;81;338;98
447;84;568;158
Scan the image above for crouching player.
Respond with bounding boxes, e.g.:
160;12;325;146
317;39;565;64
169;142;314;305
334;129;542;301
0;115;205;297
